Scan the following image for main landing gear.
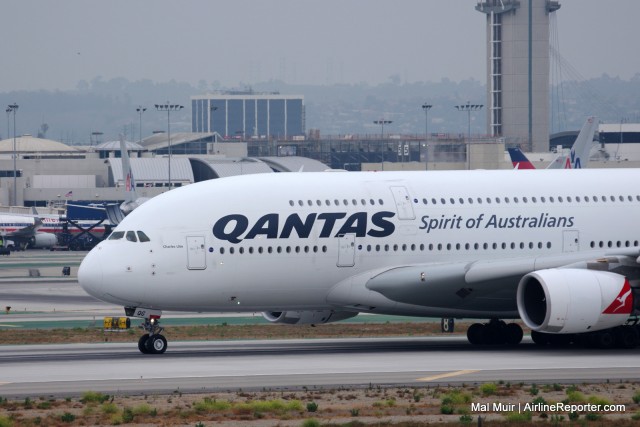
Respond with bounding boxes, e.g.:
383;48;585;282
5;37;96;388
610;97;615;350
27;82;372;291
530;325;640;349
466;319;524;346
125;307;168;354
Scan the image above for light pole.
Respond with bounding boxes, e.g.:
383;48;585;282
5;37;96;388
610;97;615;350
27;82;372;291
155;102;183;189
136;106;146;145
421;103;432;168
7;103;18;205
373;119;392;170
210;105;218;142
90;131;103;147
454;101;483;169
374;119;392;140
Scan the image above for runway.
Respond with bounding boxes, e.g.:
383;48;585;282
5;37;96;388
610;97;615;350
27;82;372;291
1;337;639;398
2;251;640;399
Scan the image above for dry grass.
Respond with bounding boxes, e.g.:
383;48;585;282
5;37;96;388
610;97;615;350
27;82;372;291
0;321;469;345
1;382;639;426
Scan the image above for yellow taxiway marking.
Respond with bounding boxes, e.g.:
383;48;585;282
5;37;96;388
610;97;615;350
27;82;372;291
417;369;479;382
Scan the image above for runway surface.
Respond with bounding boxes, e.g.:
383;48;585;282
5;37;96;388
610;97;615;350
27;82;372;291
1;336;639;398
2;251;640;399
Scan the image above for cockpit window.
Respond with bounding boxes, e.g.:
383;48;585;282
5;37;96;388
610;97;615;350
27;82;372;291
126;231;138;242
137;231;150;242
108;231;125;240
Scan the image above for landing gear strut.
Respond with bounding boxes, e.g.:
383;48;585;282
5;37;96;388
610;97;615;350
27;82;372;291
466;319;523;346
125;307;168;354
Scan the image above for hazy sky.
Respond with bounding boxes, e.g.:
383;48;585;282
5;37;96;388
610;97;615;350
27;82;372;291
3;0;639;92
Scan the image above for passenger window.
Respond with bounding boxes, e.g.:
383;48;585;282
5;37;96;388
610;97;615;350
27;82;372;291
108;231;125;240
126;231;137;242
137;231;150;242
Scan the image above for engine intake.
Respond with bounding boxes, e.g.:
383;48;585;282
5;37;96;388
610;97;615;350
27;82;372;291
517;268;632;334
262;310;357;325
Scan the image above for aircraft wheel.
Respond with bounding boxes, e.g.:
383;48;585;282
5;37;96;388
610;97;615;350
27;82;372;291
504;323;523;345
592;330;615;349
547;333;572;347
467;323;485;345
481;320;510;345
138;334;150;354
530;330;549;346
615;326;639;349
146;334;168;354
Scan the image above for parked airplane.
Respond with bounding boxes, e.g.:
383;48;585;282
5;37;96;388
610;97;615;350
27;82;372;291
0;213;58;249
508;116;598;170
79;168;640;354
104;136;150;225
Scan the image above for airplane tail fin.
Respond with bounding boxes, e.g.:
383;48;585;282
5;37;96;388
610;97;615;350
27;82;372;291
119;135;138;203
569;116;598;169
106;203;126;225
507;148;536;170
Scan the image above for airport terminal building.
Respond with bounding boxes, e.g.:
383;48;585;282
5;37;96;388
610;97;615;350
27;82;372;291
0;134;325;208
191;91;305;139
2;122;640;210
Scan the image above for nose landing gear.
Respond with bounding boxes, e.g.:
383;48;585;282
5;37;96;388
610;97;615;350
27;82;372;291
125;307;168;354
138;318;168;354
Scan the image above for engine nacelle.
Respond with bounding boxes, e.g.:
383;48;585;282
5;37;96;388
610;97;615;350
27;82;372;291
262;310;358;325
32;232;58;249
517;268;633;334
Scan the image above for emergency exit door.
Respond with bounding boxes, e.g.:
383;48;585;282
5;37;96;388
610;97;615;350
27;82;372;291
390;186;415;220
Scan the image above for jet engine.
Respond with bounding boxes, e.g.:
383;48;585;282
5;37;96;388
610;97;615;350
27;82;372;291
31;232;58;249
262;310;358;325
517;268;632;334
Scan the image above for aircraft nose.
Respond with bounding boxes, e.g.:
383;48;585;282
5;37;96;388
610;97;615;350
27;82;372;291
78;247;104;299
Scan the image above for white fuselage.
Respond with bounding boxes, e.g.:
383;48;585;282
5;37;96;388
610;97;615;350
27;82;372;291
78;169;640;318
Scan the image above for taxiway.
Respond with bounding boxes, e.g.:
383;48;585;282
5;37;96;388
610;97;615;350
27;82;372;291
1;337;639;398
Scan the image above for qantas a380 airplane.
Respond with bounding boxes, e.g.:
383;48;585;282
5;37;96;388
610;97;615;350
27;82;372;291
79;168;640;354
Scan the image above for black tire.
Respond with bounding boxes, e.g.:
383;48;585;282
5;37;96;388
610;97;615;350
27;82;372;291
530;330;549;346
467;323;485;345
504;323;524;345
483;321;504;345
138;334;150;354
145;334;168;354
615;327;639;349
593;331;615;349
547;333;572;347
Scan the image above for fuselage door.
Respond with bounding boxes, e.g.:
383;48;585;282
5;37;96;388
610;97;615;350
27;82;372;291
337;234;355;267
186;236;207;270
562;230;579;253
390;186;415;220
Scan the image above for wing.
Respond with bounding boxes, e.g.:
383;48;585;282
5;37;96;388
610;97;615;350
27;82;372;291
327;248;640;319
5;217;41;240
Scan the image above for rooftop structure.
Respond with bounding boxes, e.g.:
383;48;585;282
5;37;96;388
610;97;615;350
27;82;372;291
191;92;305;139
0;135;78;154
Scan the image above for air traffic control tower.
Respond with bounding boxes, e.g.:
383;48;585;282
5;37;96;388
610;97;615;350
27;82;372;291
476;0;560;152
